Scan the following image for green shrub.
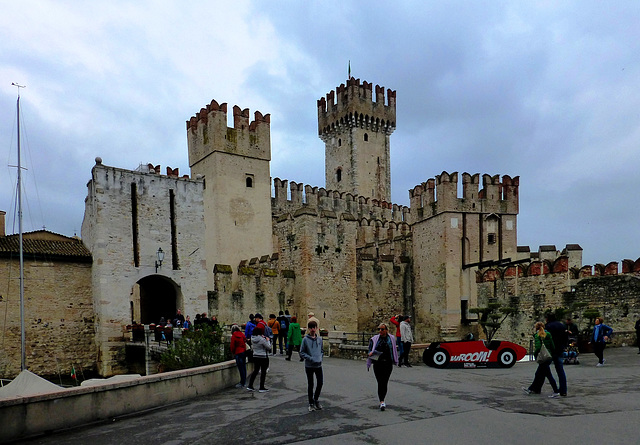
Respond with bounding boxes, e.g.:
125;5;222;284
160;324;225;371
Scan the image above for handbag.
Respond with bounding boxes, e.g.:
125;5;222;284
536;343;552;364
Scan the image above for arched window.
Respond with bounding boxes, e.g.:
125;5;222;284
364;133;368;142
336;168;342;182
245;176;253;188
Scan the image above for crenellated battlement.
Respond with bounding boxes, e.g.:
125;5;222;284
409;171;519;221
477;255;640;282
272;177;410;224
317;77;396;139
187;99;271;167
132;162;191;179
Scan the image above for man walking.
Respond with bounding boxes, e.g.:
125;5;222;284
307;312;320;331
545;313;568;397
400;316;413;367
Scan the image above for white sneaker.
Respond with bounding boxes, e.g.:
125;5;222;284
380;402;386;411
596;363;604;367
549;393;560;398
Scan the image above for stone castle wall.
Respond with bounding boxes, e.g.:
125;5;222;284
476;258;640;348
81;160;208;376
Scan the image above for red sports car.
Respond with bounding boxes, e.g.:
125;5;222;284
423;339;528;368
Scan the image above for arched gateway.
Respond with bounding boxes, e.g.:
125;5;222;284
131;275;182;325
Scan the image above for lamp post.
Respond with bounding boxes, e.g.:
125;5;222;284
155;248;165;273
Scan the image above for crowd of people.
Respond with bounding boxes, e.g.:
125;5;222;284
156;310;219;330
225;310;415;412
160;307;631;411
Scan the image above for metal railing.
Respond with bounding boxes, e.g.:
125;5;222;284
343;332;376;346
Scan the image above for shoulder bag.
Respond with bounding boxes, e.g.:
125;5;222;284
536;342;552;364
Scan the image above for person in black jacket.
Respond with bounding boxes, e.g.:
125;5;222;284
545;313;568;397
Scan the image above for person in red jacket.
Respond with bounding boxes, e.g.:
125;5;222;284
390;315;405;366
230;324;248;388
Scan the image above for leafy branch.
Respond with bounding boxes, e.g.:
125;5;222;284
469;303;518;342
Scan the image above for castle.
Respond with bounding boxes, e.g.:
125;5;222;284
2;75;639;378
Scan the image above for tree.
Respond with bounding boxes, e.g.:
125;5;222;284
469;301;518;342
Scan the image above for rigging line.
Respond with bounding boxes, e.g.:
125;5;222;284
18;102;47;232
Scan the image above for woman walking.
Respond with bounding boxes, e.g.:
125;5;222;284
230;324;248;388
523;322;559;397
286;316;302;361
247;325;271;392
590;317;613;366
367;323;398;411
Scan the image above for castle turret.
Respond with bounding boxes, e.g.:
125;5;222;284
187;100;273;288
409;171;520;341
318;78;396;202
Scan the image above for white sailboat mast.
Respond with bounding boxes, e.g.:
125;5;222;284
12;82;26;371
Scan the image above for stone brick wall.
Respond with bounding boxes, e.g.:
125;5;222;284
356;256;411;332
476;270;640;349
0;259;95;379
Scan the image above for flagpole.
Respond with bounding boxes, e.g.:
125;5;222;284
12;83;27;371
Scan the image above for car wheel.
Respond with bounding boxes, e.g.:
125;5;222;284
422;349;435;366
432;348;450;368
498;348;516;368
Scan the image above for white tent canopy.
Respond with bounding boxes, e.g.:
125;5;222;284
0;369;65;400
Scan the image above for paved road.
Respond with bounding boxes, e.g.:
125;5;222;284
22;347;640;445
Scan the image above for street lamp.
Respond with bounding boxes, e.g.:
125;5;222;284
155;248;165;273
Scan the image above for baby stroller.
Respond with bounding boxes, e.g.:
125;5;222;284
563;336;580;364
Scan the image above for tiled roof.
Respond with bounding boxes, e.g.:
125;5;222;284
0;233;92;263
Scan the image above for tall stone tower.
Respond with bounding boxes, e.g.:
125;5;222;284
409;172;520;340
187;100;273;288
318;78;396;202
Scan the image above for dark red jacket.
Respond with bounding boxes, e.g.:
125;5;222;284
230;331;247;355
390;316;401;337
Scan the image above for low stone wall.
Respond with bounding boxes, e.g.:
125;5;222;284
328;342;429;364
0;360;251;443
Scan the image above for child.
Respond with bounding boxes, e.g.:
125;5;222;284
299;320;323;411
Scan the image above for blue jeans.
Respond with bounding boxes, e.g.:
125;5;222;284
551;355;567;395
235;352;246;386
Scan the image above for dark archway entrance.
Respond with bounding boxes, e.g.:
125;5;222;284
136;275;179;325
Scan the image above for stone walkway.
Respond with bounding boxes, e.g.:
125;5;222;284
22;347;640;445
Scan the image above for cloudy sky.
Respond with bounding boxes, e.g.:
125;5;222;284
1;1;638;267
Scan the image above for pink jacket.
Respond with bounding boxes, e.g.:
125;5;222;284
366;334;399;370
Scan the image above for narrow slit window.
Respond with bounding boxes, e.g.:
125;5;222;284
131;183;139;267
